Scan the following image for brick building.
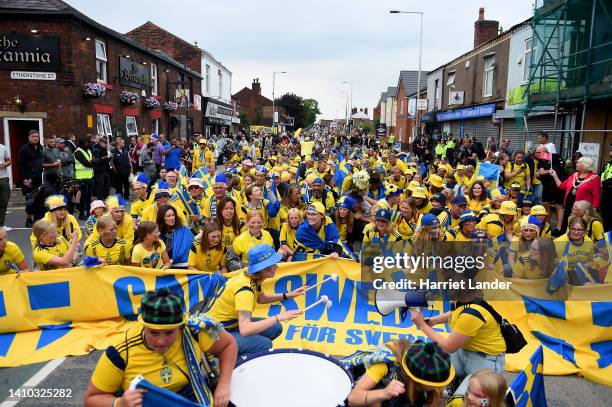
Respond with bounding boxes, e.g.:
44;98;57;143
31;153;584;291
395;70;428;147
233;79;287;128
0;0;202;186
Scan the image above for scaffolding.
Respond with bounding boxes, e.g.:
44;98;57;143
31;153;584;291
524;0;612;108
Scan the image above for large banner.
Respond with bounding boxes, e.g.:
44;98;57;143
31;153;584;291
0;260;610;386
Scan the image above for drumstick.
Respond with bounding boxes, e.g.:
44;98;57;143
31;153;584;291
303;273;338;293
302;295;332;313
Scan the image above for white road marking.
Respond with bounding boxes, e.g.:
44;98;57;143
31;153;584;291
0;358;66;406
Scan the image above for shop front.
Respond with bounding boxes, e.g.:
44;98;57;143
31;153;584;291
436;103;499;143
203;98;233;137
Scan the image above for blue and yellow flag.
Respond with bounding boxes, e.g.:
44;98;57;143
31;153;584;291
509;345;547;407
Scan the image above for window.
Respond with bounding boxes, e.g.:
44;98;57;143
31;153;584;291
125;116;138;138
523;38;533;82
95;39;107;83
400;99;405;114
434;79;440;109
205;64;210;94
447;72;456;101
96;114;112;138
151;63;158;95
218;72;223;98
152;119;159;135
483;57;495;97
178;73;184;90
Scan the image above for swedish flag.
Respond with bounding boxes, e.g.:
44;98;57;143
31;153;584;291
131;376;203;406
509;345;547;407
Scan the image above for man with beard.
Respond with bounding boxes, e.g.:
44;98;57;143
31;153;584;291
309;177;335;216
92;136;113;200
18;130;44;226
438;195;468;231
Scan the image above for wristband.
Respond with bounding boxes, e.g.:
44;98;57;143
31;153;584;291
282;292;287;301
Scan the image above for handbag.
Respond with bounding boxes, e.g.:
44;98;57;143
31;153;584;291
470;299;527;354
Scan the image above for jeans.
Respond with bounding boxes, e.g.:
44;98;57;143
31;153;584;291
452;348;505;396
0;177;9;226
228;318;283;358
114;172;131;200
531;183;543;205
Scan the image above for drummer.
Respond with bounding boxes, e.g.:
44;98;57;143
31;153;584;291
207;244;307;357
347;340;454;407
84;288;237;407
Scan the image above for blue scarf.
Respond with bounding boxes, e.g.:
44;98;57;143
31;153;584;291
171;226;194;264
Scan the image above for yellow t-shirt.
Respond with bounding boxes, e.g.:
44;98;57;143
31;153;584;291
587;219;604;242
188;241;227;273
84;237;132;266
130;196;154;221
0;241;25;275
91;324;214;393
32;237;71;271
504;162;531;188
363;229;403;245
220;222;246;247
140;203;187;225
365;363;390;383
554;235;594;270
467;197;490;214
280;223;298;250
232;230;274;264
449;303;506;355
207;272;260;328
30;212;82;249
85;215;135;248
131;241;167;269
477;214;504;239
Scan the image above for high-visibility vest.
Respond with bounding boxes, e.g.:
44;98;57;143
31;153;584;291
74;148;93;179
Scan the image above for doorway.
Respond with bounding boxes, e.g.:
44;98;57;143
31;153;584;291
2;118;43;187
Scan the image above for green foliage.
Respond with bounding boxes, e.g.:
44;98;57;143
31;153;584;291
239;111;250;128
254;106;263;125
275;93;321;129
359;122;372;134
303;98;322;128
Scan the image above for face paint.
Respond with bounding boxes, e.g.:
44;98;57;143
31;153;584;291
479;398;490;407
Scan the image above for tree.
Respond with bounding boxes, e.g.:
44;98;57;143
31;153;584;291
275;93;304;129
359;122;373;134
239;111;250;128
254;106;263;125
302;98;321;128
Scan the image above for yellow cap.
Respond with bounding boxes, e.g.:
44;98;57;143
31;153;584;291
429;174;443;188
408;180;421;192
530;205;547;216
306;202;326;215
411;187;427;199
499;201;518;215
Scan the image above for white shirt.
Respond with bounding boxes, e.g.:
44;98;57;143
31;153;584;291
0;144;9;179
544;142;557;154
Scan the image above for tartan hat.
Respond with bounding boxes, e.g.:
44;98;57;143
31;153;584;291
401;341;455;387
138;288;187;329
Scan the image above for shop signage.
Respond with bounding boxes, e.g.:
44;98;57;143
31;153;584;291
0;35;59;70
10;71;56;80
375;123;386;136
417;99;428;111
205;101;233;120
119;57;148;89
436;103;496;122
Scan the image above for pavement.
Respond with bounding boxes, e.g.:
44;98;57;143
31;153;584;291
0;189;610;406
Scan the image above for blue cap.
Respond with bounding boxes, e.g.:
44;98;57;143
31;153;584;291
312;177;323;185
255;165;268;174
135;173;149;185
459;210;479;224
247;244;283;274
151;133;159;140
421;213;440;228
431;193;447;205
338;196;356;210
375;208;392;222
451;196;468;206
214;174;227;185
527;215;543;227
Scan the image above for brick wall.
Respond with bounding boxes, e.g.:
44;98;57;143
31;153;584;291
126;21;201;73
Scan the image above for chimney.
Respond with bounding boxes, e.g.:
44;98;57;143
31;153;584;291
473;7;499;48
252;78;261;95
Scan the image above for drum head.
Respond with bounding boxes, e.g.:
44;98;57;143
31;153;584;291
230;349;353;407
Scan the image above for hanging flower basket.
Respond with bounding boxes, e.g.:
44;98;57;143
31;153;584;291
119;90;139;105
163;101;179;111
144;96;161;109
83;82;106;98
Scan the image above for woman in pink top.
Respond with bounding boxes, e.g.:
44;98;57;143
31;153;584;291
550;157;601;233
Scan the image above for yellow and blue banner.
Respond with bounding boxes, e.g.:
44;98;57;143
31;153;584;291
509;345;547;407
0;260;610;387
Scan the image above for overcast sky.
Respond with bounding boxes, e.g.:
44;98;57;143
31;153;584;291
67;0;533;120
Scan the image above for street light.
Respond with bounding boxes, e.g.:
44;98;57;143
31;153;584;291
272;71;286;130
340;91;348;129
342;81;353;132
390;10;423;141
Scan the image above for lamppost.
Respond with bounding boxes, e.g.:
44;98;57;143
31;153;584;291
390;10;423;140
272;71;286;131
340;91;348;130
342;81;353;132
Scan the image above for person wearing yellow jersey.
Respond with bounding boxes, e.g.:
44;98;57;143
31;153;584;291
188;222;227;274
130;173;153;228
553;217;595;285
396;198;420;239
32;220;81;271
503;150;531;190
527;205;552;238
279;184;305;222
388;166;407;190
384;153;408;176
447;210;481;242
466;180;490;214
0;227;30;275
293;202;351;261
86;195;134;247
309;177;336;215
164;170;180;196
173;178;207;234
202;174;229;222
216;197;246;247
130;221;172;269
410;276;506;396
191;139;208;172
84;216;132;266
410;187;432;215
141;181;187;225
427;174;444;198
239;184;281;233
31;195;81;249
438;196;466;231
570;200;604;242
334;197;354;242
362;208;403;247
208;243;306;357
347;340;454;407
227;210;274;270
497;201;518;241
279;208;301;261
84;288;236;407
508;216;547;279
454;165;470;189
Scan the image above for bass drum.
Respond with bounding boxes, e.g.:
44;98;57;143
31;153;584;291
230;348;353;407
